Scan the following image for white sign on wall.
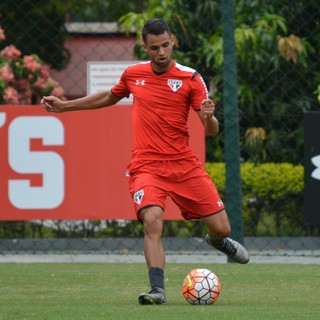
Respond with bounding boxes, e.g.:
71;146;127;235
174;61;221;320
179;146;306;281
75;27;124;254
87;61;141;104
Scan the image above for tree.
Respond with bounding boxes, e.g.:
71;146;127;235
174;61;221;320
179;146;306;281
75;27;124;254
0;0;71;70
66;0;147;22
0;0;147;70
119;0;320;163
230;1;320;164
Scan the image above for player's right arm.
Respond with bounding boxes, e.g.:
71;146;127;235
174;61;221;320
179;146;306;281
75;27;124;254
41;90;122;113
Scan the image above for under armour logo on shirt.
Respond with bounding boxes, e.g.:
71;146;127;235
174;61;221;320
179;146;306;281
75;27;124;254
136;80;145;86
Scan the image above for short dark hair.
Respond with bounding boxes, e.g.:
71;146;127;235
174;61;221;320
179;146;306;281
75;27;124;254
142;19;171;42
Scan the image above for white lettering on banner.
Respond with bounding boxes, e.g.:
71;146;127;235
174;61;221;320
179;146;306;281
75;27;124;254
311;155;320;180
8;116;65;209
0;112;6;127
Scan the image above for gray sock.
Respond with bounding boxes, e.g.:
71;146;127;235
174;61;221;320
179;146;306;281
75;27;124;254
148;267;164;290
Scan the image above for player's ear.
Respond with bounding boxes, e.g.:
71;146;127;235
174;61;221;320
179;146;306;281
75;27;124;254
171;34;176;47
141;40;147;52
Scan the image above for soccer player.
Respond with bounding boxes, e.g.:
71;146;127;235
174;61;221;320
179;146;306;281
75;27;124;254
41;18;249;305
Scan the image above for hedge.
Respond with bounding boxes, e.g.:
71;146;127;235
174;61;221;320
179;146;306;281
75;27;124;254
206;162;304;236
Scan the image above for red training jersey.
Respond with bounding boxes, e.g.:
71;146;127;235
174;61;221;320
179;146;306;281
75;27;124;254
112;61;208;161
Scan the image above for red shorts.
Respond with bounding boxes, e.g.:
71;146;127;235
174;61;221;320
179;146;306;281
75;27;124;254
126;156;224;221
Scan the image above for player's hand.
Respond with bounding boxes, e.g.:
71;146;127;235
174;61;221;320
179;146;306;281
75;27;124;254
41;96;64;113
201;98;216;119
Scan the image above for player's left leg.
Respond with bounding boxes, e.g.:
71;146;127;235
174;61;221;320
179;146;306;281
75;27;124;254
203;210;250;264
170;157;249;264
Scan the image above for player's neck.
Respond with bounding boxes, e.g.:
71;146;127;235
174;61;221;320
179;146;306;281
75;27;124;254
151;60;174;74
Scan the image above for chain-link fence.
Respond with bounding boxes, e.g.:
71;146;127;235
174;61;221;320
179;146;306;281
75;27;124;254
0;0;319;258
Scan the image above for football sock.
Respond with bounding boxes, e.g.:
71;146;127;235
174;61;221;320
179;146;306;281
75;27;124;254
148;267;164;290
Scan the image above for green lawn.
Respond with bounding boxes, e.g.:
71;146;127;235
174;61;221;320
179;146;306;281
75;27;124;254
0;263;318;320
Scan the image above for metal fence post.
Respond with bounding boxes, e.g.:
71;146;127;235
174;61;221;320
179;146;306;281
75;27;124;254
220;0;244;245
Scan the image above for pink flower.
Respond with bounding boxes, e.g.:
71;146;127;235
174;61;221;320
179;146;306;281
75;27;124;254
40;65;50;78
27;73;34;81
0;28;5;42
0;45;21;60
3;86;20;104
34;77;47;91
16;79;32;96
18;94;32;105
50;85;65;99
23;55;41;72
46;77;58;88
18;81;32;104
0;63;14;83
0;34;66;105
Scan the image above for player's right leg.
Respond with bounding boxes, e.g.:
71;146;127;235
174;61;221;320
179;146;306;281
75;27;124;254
203;210;250;264
127;167;168;304
138;205;167;305
138;287;167;305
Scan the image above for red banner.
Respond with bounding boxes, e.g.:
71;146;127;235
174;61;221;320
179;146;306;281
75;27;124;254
0;105;205;220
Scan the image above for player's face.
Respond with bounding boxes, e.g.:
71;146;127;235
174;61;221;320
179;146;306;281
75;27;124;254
143;31;174;72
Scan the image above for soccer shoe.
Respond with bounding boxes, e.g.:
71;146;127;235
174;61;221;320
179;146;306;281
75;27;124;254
138;287;167;305
206;235;250;264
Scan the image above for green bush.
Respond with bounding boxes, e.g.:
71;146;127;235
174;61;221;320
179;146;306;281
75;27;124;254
206;162;304;236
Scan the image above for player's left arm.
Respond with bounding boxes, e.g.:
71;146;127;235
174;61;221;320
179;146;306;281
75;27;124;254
190;73;219;137
197;99;219;137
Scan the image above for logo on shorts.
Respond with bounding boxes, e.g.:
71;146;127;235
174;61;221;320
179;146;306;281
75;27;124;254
134;190;144;205
168;79;182;92
217;200;223;207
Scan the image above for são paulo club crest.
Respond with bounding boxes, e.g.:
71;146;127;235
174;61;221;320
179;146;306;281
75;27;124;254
133;190;144;205
167;79;183;92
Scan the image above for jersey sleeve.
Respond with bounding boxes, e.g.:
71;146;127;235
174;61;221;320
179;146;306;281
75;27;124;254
190;73;208;111
111;68;131;98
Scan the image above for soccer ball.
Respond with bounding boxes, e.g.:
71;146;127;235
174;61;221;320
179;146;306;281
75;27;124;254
182;268;221;305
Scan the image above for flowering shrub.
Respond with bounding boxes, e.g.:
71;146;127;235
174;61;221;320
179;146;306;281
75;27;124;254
0;27;65;105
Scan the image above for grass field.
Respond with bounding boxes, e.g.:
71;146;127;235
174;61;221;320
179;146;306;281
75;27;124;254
0;262;319;320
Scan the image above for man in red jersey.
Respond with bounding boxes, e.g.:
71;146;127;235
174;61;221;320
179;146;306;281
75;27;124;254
42;18;249;305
